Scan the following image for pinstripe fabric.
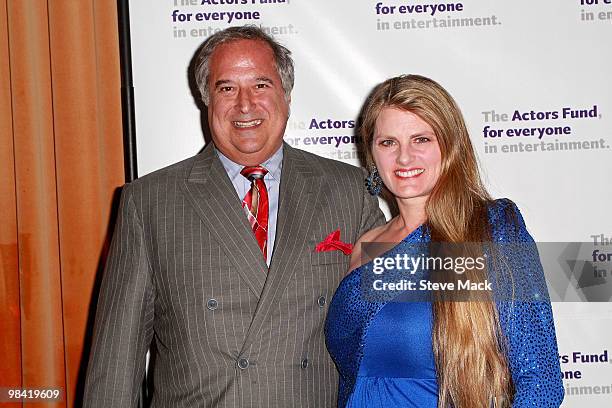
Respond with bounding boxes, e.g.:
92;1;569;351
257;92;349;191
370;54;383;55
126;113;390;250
83;143;385;407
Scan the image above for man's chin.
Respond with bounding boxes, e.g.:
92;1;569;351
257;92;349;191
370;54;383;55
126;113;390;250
234;141;268;155
218;144;279;165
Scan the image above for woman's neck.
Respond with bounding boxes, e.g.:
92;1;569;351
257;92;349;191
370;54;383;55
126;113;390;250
394;197;427;233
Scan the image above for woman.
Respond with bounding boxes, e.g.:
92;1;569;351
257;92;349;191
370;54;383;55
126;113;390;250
325;75;564;408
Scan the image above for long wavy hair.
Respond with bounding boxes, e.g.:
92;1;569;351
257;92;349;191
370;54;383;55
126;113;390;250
360;74;514;407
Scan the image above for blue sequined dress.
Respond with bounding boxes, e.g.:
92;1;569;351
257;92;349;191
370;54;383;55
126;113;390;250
325;199;564;408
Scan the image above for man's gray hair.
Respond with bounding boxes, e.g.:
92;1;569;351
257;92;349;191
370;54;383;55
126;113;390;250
194;25;294;105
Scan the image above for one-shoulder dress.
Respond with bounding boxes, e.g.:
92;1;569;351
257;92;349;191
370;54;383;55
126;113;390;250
324;199;564;408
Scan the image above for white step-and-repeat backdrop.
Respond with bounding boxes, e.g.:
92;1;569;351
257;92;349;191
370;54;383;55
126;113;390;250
129;1;611;406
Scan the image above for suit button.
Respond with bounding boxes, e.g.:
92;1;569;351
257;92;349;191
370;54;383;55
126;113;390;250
317;296;326;307
237;357;249;370
206;298;218;310
300;358;309;369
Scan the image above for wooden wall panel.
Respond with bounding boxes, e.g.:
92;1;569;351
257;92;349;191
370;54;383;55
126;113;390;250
8;1;67;407
8;0;65;407
0;2;22;406
47;2;123;406
1;1;124;406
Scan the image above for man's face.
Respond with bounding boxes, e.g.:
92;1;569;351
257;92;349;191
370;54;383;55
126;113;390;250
207;39;290;166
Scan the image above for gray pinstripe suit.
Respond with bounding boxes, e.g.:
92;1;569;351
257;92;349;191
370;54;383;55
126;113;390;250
83;142;385;407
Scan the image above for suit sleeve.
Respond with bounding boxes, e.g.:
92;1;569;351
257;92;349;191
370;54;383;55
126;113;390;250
492;200;564;407
356;168;386;237
83;183;155;407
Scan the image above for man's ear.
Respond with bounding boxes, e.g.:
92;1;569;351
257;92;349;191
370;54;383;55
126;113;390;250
287;96;291;118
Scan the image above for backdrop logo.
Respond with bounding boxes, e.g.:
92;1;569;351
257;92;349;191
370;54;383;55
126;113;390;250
170;0;294;39
480;105;608;155
579;0;612;22
372;1;501;32
560;349;612;399
285;117;361;161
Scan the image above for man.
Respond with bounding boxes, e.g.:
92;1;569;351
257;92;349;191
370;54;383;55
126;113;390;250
84;26;384;407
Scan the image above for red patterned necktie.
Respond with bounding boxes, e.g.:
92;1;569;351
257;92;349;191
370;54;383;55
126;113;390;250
241;166;269;260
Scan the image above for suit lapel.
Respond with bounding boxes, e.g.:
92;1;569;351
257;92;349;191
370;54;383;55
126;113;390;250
240;144;323;353
180;144;268;298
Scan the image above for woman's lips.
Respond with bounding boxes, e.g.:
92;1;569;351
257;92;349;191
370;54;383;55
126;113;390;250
394;168;425;178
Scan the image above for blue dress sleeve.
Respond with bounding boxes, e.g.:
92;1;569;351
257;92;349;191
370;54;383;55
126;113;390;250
489;199;564;407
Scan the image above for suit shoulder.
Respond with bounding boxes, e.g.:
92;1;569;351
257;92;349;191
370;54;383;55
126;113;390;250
118;154;201;219
126;154;197;190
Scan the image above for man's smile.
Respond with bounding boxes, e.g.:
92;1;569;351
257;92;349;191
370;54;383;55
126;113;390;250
232;119;263;128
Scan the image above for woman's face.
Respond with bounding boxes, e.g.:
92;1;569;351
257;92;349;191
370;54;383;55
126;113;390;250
372;107;442;206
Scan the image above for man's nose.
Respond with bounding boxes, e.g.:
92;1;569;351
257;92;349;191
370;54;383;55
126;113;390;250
236;88;254;114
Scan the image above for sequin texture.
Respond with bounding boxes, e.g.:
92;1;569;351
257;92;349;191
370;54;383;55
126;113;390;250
324;199;564;407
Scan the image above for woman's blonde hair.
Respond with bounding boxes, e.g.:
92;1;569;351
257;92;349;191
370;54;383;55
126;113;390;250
360;75;514;407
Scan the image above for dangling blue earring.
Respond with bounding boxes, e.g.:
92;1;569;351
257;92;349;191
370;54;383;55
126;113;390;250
366;164;383;196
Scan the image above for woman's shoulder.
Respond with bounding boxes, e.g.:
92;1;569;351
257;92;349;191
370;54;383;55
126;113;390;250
347;224;389;272
487;197;520;216
485;198;533;243
355;223;388;245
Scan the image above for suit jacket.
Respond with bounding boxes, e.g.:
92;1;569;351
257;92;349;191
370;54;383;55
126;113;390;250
83;143;385;407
